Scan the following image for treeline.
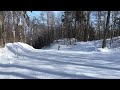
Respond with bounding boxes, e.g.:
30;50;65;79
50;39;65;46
61;11;95;42
0;11;120;49
62;11;120;44
0;11;29;47
27;11;63;48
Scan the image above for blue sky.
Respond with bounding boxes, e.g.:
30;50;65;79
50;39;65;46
27;11;99;28
27;11;40;18
27;11;60;19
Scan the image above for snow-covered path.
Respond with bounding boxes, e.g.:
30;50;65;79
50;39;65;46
1;39;120;79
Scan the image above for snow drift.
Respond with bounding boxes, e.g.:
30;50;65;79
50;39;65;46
4;42;35;55
46;37;120;53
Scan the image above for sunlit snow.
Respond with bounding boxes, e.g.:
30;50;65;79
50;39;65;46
0;37;120;79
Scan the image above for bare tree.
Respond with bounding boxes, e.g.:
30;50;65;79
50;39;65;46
97;11;102;40
102;11;111;48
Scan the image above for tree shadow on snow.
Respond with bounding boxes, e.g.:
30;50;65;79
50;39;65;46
18;54;120;72
0;63;98;79
0;71;38;79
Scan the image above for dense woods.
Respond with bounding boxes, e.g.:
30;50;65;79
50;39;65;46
0;11;120;49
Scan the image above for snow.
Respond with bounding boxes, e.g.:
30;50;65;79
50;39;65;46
1;37;120;79
97;48;112;52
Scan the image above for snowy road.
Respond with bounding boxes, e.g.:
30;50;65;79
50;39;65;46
0;40;120;79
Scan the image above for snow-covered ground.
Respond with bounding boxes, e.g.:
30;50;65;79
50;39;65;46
1;37;120;79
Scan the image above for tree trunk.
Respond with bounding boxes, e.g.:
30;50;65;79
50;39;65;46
74;19;77;42
12;11;16;42
84;11;90;42
98;11;101;40
1;12;6;46
110;12;115;46
102;11;111;48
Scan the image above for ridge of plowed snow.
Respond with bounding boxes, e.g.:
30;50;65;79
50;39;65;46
4;42;35;54
6;42;34;51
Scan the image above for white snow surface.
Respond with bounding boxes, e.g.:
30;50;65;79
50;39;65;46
1;37;120;79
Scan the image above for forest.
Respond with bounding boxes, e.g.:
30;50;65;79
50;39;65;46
0;11;120;49
1;11;120;79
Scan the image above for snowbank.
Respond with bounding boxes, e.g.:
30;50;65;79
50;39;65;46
97;48;112;53
4;42;35;55
46;37;120;53
45;40;98;52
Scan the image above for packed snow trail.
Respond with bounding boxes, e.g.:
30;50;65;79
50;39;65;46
1;38;120;79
